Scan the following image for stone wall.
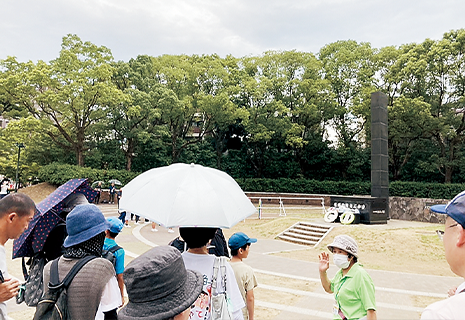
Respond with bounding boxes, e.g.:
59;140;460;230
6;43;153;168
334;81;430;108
389;196;447;223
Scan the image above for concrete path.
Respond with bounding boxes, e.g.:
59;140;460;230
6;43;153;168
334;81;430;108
4;203;462;320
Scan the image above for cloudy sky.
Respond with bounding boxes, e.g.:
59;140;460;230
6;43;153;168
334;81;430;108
1;0;464;63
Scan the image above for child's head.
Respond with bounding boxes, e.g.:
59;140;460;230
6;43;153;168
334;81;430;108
228;232;257;257
106;217;124;238
179;227;217;249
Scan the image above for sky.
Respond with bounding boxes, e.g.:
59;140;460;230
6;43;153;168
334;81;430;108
1;0;464;63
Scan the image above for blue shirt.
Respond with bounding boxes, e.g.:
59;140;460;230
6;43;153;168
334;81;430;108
103;238;125;275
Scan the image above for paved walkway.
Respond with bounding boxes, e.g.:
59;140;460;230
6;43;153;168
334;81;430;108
4;204;462;320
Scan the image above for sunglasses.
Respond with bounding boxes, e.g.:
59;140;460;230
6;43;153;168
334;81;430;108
436;223;459;240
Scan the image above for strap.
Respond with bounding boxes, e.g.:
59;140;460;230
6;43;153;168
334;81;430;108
211;257;220;295
49;256;97;289
49;258;60;288
211;257;228;295
108;245;122;254
21;257;28;281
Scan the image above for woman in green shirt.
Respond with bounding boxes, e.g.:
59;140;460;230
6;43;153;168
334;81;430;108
319;235;377;320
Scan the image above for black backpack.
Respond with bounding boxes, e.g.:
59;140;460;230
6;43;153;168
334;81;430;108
18;253;47;307
33;255;97;320
101;245;122;268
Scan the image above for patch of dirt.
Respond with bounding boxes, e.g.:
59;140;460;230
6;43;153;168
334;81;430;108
272;222;454;277
17;182;56;203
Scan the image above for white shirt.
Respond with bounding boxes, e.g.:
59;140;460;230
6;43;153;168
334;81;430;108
0;245;8;320
95;276;122;320
421;281;465;320
182;252;245;320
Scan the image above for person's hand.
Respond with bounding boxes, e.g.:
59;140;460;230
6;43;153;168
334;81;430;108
318;252;330;273
448;286;457;297
119;295;127;308
0;278;20;302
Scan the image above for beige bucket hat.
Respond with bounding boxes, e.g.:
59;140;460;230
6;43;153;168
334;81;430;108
327;235;358;258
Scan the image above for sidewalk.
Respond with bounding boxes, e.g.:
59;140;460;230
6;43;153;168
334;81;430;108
3;204;460;319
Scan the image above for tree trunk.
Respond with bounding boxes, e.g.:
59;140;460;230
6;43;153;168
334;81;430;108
445;166;453;183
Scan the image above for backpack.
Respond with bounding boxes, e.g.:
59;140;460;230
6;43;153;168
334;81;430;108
101;245;122;268
33;255;97;320
19;253;47;307
18;221;68;307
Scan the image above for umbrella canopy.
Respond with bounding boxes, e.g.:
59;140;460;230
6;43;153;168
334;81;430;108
12;178;97;258
119;163;256;228
108;179;122;185
91;180;105;188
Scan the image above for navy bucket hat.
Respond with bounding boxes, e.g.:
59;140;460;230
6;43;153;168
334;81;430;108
63;204;109;247
431;190;465;228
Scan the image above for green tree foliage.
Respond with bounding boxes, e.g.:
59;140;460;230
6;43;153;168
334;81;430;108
5;30;465;186
0;34;127;166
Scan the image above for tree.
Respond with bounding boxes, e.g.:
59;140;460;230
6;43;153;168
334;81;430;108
0;34;127;166
318;40;376;179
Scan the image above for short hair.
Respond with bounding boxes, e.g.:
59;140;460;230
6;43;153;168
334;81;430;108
230;243;249;257
179;227;217;249
109;231;119;239
348;253;358;263
0;193;36;218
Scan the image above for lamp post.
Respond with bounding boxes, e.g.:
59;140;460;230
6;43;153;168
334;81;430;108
15;142;25;192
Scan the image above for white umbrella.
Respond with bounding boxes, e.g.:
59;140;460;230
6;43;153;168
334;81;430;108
119;163;256;228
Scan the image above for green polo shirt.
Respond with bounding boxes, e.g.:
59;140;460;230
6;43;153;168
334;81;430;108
330;262;376;320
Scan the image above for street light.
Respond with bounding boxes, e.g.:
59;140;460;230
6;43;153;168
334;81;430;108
15;142;25;192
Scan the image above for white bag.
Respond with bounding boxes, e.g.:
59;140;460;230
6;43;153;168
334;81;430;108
210;257;232;320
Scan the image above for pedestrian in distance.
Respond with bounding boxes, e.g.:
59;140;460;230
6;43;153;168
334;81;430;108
421;191;465;319
319;234;377;320
41;204;117;320
228;232;258;320
0;193;35;320
109;183;116;204
118;245;203;320
94;181;102;204
180;227;245;320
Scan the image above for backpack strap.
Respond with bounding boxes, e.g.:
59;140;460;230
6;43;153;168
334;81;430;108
211;256;228;295
108;245;122;254
21;257;28;281
48;256;97;290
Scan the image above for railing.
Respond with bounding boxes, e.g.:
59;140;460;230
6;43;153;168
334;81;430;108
248;196;326;219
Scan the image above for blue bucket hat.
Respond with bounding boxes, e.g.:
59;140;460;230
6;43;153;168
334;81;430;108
63;204;109;247
431;190;465;228
228;232;257;251
107;216;124;234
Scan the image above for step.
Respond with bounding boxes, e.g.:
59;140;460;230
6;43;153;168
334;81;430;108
296;221;331;228
293;225;328;234
277;221;333;247
286;228;324;238
282;231;320;241
297;223;331;231
277;235;318;246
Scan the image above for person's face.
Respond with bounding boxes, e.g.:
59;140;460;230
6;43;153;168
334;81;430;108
443;216;462;274
332;247;349;256
239;244;250;258
9;210;34;239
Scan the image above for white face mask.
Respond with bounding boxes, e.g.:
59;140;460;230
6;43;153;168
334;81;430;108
333;253;350;269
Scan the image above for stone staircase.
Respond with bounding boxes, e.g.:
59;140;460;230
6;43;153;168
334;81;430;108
277;222;333;247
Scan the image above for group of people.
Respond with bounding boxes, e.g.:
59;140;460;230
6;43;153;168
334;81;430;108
2;188;465;319
94;182;121;205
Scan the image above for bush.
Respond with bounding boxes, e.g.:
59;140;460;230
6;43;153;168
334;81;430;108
38;163;465;200
38;163;140;186
238;178;465;199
